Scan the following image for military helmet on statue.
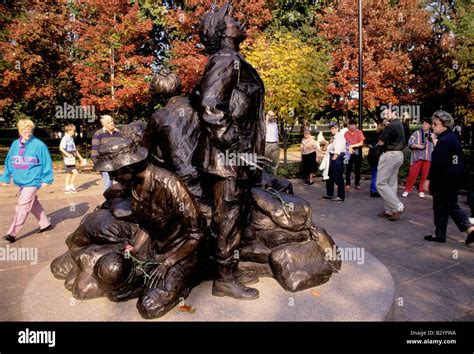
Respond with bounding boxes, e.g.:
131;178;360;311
93;252;135;291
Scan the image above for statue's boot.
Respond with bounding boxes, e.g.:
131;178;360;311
236;271;259;285
137;266;190;319
212;263;259;300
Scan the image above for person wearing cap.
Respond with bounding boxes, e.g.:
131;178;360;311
322;122;346;201
344;119;365;191
376;108;406;221
264;111;280;176
1;119;54;243
192;1;264;300
423;110;474;245
94;136;207;318
402;117;435;198
300;128;319;185
91;115;122;191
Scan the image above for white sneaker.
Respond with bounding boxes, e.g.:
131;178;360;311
419;192;425;198
65;187;71;194
69;185;77;193
402;192;408;197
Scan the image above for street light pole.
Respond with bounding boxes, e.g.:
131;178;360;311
358;0;363;130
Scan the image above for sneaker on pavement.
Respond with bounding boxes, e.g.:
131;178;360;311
69;185;77;193
331;197;344;202
419;192;425;198
402;191;408;197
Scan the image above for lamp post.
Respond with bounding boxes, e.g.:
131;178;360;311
358;0;363;130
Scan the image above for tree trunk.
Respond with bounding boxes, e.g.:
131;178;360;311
281;121;294;166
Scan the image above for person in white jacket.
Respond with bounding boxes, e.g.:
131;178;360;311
322;122;346;202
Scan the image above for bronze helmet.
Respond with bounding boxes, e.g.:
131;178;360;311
94;137;148;172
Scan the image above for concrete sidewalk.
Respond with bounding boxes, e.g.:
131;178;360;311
0;171;472;321
293;177;474;321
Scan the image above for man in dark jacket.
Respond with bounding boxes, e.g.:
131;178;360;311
192;1;265;299
424;110;474;244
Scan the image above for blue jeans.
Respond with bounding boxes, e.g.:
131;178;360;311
101;171;112;191
370;166;378;193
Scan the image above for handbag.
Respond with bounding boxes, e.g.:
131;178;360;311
64;156;76;166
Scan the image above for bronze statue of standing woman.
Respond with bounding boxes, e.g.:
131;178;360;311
192;1;266;299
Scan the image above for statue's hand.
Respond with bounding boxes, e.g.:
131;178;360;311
147;261;172;289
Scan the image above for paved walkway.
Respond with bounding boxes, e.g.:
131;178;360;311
0;171;472;321
293;177;474;321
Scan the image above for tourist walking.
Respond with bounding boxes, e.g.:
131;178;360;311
376;109;406;221
423;110;474;244
322;122;346;201
0;119;54;243
91;115;122;191
300;128;319;185
367;121;385;198
59;124;86;193
402;117;435;198
344;119;365;191
264;111;280;176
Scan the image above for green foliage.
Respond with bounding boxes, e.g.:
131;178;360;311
243;31;330;126
441;0;474;123
266;0;330;48
132;0;167;26
277;162;301;179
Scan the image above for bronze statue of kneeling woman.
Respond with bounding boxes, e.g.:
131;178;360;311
92;136;208;319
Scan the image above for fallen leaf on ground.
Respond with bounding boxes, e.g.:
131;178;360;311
178;304;197;313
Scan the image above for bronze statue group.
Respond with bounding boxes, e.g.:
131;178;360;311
1;0;471;321
49;1;341;319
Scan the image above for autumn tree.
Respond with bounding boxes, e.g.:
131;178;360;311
165;0;273;93
71;0;154;121
319;0;434;121
0;0;79;127
244;31;330;163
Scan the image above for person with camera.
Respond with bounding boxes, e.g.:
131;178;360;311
402;117;435;198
